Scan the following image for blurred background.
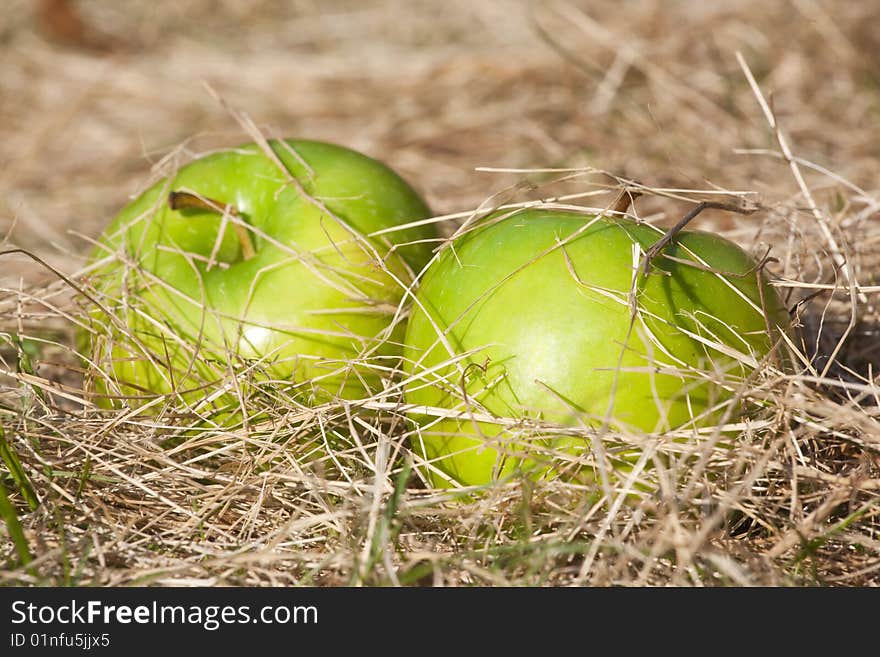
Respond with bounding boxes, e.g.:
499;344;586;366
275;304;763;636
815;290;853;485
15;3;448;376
1;0;878;299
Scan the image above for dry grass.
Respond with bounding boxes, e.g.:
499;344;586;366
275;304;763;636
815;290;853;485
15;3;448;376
1;0;879;586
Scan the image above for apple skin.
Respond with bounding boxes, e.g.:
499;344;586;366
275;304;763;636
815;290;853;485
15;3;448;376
402;209;790;488
83;139;435;412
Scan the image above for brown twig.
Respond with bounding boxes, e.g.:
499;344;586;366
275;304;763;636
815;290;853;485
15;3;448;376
641;200;758;277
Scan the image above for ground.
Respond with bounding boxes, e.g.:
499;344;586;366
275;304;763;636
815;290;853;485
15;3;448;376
0;0;878;586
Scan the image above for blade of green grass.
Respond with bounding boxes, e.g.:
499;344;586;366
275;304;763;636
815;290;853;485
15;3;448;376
357;457;413;585
0;425;39;510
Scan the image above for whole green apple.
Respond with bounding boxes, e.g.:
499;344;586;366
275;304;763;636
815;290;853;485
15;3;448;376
82;139;435;413
402;208;790;489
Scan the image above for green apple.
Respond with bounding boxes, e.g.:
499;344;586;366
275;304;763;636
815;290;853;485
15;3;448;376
402;208;790;489
82;139;436;413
